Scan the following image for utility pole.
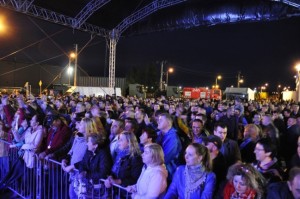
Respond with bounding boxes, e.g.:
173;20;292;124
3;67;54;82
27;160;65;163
237;71;241;88
159;61;164;91
74;44;78;87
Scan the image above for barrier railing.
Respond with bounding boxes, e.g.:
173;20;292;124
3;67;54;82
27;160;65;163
0;139;131;199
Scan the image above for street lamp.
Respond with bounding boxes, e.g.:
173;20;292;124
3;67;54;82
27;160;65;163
166;67;174;87
215;75;222;88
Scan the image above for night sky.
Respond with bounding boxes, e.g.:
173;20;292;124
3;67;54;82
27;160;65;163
0;7;300;91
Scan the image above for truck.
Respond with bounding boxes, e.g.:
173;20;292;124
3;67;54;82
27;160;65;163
182;87;222;100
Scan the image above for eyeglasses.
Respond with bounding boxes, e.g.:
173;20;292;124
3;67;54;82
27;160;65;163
254;147;264;152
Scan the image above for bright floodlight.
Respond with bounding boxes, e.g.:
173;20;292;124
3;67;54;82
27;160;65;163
168;68;174;73
0;16;6;33
67;66;73;75
296;64;300;72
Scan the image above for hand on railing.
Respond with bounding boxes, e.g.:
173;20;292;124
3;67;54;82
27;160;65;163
63;165;75;173
126;185;137;193
9;144;17;148
38;152;47;160
104;176;122;188
45;153;54;160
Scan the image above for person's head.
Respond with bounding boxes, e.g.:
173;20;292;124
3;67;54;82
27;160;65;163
157;113;173;133
243;124;260;141
234;108;241;117
288;167;300;199
292;104;300;113
288;116;297;127
204;135;222;153
253;113;262;125
185;143;211;171
134;109;145;121
153;104;160;111
118;131;141;157
254;138;277;162
75;102;85;113
227;163;265;196
191;119;204;136
139;127;157;145
213;122;227;142
30;114;43;128
78;117;97;136
125;119;137;133
195;113;207;125
261;114;272;126
21;118;30;128
86;133;105;152
261;104;269;113
90;105;101;117
55;99;63;109
284;109;291;117
110;119;125;136
169;104;176;114
142;143;164;166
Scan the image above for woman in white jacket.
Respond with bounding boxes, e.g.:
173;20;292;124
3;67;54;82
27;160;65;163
0;114;44;190
126;143;168;199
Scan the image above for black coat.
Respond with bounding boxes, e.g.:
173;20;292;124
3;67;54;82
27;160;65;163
220;138;241;168
267;181;294;199
111;154;143;186
75;146;112;183
240;139;256;163
285;124;300;163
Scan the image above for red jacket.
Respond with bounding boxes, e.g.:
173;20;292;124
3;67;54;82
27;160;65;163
42;123;72;155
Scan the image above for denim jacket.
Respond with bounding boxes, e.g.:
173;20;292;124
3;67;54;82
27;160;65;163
156;127;182;179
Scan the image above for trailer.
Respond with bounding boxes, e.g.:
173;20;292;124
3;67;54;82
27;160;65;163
182;87;222;100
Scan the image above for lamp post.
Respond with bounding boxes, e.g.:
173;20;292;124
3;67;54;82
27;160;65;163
215;75;222;88
295;64;300;102
166;67;174;88
71;44;78;87
69;51;76;86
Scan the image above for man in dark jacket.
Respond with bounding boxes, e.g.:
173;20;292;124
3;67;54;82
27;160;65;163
285;116;300;164
213;122;241;168
267;167;300;199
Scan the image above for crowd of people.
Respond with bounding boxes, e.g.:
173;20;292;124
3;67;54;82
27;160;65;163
0;92;299;199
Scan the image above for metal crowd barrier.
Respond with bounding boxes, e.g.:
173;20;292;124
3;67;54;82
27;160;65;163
0;139;131;199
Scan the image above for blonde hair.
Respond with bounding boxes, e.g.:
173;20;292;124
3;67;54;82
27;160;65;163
120;131;141;157
81;117;98;137
244;124;260;141
144;143;164;166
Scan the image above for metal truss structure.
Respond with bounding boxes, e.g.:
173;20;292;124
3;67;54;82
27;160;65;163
272;0;300;8
0;0;108;36
108;0;187;88
1;0;299;88
73;0;111;29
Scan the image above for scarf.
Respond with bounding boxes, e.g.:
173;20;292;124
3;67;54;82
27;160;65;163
111;148;130;176
224;182;257;199
184;165;207;199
